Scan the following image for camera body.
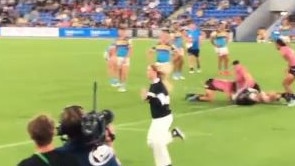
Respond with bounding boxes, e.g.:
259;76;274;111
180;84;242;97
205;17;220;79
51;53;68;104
57;109;115;146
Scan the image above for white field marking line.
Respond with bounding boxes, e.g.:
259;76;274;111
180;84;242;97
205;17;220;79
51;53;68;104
0;140;33;150
0;137;61;150
187;131;213;137
116;127;213;137
115;105;212;128
116;127;146;132
176;105;235;118
188;106;208;109
0;105;233;150
116;105;235;128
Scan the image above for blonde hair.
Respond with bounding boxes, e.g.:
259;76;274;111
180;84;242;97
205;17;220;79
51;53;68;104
149;64;173;92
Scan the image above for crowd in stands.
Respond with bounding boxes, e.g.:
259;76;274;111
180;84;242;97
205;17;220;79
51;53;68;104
0;0;260;28
257;16;295;43
0;0;186;28
175;0;262;29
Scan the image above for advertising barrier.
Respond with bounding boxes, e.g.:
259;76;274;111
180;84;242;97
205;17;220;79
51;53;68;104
0;27;224;39
59;28;118;38
1;27;58;37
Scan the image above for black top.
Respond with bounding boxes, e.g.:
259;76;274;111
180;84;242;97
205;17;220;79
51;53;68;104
18;150;80;166
56;140;120;166
235;88;257;105
147;78;171;119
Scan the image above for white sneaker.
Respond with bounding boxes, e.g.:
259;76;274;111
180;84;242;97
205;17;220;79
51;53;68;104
189;70;195;74
179;76;185;80
118;87;127;92
111;82;120;87
171;127;185;140
287;99;295;107
196;69;202;73
173;75;180;80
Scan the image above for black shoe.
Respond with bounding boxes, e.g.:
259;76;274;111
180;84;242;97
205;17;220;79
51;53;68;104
281;93;292;102
185;93;195;100
187;94;199;102
171;127;185;140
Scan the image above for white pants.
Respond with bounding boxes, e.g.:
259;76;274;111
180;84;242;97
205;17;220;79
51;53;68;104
215;47;229;56
147;114;173;166
155;62;172;77
280;36;291;43
117;57;130;66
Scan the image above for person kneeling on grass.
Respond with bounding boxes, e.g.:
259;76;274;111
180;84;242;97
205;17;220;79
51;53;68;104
185;78;236;102
185;78;288;105
18;114;80;166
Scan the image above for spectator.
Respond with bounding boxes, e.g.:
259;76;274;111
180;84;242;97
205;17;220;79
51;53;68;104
18;114;80;166
196;8;203;17
71;16;83;27
95;4;103;13
280;18;292;43
15;14;28;26
26;6;39;23
1;12;13;25
0;0;262;28
251;0;260;10
256;27;267;43
217;0;230;10
148;0;159;9
185;4;192;14
56;19;71;27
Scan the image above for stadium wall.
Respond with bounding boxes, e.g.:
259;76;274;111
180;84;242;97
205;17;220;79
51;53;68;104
0;27;163;38
0;27;118;38
0;27;218;39
236;0;295;42
236;0;274;42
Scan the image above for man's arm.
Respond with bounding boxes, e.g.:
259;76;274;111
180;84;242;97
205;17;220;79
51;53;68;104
243;72;254;88
210;31;217;47
147;47;156;64
127;39;133;58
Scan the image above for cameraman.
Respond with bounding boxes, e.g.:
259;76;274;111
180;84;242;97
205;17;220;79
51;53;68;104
55;105;121;166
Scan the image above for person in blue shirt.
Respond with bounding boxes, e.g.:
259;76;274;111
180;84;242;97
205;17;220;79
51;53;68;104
148;28;178;92
210;23;230;76
270;29;281;42
171;22;186;80
185;20;202;74
256;27;267;43
279;18;292;43
114;26;132;92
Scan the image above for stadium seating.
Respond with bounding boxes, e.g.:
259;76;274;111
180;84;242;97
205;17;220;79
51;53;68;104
15;4;34;16
179;1;251;26
7;0;258;27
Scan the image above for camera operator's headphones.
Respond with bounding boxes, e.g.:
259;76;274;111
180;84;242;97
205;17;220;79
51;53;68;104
57;104;112;146
56;105;84;138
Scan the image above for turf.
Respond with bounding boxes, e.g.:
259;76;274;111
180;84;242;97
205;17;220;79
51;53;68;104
0;38;294;166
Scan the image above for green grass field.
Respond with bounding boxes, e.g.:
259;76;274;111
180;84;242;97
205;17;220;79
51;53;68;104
0;38;295;166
